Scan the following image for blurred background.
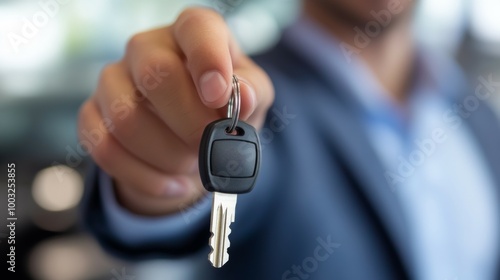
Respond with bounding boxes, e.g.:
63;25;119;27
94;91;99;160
0;0;499;279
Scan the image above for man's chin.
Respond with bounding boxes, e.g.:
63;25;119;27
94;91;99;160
320;0;410;27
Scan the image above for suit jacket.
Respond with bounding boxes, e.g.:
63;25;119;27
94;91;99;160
82;38;500;280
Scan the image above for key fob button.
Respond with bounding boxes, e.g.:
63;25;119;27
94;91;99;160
210;140;257;178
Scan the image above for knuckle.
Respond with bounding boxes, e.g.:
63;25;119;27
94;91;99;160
77;100;106;138
97;63;119;92
135;51;179;93
125;32;149;55
77;101;94;136
111;107;137;139
177;7;222;26
176;8;225;43
90;134;114;171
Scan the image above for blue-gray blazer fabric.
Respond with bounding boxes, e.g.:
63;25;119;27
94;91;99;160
82;39;500;280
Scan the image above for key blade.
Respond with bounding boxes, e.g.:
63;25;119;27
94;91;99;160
209;192;237;268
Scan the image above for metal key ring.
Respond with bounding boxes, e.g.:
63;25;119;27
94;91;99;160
226;75;240;133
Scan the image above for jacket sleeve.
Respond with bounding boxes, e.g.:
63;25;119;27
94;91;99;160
80;162;212;260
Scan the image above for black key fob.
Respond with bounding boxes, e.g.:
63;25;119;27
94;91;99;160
199;118;261;194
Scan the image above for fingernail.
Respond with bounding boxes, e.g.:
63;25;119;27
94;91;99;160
163;180;187;197
199;71;228;103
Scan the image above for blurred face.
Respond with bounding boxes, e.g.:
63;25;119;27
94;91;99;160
309;0;413;26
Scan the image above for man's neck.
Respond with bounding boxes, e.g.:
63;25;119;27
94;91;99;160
304;3;415;104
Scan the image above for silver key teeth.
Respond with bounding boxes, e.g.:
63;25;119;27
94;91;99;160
208;192;237;268
208;205;231;267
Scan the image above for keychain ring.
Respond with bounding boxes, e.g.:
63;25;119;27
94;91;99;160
226;75;241;133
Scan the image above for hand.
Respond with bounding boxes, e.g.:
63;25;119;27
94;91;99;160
78;7;274;216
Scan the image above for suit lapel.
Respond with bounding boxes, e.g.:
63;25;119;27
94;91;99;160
460;100;500;279
310;85;413;270
274;41;414;271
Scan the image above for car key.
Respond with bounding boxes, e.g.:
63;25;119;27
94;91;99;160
199;75;261;268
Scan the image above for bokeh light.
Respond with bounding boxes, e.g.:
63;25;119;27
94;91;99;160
470;0;500;50
29;235;120;280
32;165;84;212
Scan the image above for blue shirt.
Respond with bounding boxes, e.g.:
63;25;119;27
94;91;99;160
99;15;499;280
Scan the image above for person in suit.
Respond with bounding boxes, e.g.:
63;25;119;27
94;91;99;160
78;0;500;279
